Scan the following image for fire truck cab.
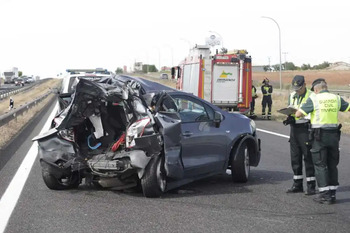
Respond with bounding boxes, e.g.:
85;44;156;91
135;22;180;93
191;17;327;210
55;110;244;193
171;45;252;112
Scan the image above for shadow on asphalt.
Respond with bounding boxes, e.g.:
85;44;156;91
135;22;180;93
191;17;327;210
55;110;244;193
161;169;290;198
71;169;291;198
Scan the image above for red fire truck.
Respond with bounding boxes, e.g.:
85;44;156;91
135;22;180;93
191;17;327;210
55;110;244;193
171;45;252;113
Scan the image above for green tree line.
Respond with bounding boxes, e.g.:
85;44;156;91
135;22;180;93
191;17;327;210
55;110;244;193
264;61;330;71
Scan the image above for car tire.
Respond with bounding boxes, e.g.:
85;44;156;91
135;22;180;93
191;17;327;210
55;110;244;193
231;141;250;183
42;170;80;190
141;156;166;198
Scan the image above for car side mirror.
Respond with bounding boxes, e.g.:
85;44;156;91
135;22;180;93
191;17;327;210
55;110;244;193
213;111;223;128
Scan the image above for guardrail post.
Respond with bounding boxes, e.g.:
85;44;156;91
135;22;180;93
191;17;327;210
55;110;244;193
13;112;17;123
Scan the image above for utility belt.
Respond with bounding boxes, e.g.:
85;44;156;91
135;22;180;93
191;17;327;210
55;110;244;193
309;124;342;142
292;122;309;128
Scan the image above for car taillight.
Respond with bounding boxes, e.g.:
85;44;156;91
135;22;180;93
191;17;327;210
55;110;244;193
59;128;75;142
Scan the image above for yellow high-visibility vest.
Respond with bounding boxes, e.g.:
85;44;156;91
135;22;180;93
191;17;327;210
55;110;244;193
309;92;341;128
289;88;312;123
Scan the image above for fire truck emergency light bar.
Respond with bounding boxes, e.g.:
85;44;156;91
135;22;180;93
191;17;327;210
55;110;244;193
66;68;111;74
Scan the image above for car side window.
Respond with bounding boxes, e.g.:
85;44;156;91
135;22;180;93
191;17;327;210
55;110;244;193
172;96;214;123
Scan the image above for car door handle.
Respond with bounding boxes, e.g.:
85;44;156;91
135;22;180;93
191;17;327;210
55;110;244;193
182;131;193;137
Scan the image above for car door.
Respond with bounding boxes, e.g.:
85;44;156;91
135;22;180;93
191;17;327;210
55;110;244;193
170;94;228;176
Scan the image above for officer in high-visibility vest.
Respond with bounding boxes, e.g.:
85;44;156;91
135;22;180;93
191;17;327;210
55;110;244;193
284;75;315;195
261;78;273;119
295;78;350;204
250;85;258;117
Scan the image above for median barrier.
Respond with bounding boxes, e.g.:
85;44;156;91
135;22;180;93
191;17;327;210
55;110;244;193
0;91;53;128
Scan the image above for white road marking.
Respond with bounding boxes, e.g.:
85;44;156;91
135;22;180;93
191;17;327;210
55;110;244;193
257;128;290;139
0;104;57;233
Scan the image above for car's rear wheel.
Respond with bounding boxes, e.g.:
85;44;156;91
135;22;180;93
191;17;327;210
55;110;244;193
231;141;250;183
141;156;166;198
42;170;81;190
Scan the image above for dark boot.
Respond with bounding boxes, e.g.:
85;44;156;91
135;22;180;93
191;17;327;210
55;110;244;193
329;190;336;204
286;181;303;193
305;181;316;195
313;191;334;204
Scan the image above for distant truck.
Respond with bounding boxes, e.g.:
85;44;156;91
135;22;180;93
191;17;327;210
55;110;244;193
171;45;252;112
4;67;19;84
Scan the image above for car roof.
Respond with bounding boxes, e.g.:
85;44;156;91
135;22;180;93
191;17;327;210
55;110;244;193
117;75;175;93
115;75;225;110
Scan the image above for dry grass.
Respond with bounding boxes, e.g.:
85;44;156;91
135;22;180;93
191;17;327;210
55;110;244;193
0;79;61;149
253;70;350;89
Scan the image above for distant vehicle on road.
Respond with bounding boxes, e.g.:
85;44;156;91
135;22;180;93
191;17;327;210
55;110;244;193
22;76;29;84
160;73;169;79
27;77;35;83
14;78;25;86
4;67;19;84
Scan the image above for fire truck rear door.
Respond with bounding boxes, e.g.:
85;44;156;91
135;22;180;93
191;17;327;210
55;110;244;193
212;64;239;105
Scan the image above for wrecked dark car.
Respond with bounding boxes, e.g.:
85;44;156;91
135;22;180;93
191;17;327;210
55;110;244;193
33;75;261;198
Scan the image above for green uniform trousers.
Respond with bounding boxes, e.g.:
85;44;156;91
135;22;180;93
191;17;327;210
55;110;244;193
290;124;314;178
310;129;340;190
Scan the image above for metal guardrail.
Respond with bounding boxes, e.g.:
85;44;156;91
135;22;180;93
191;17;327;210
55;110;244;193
0;85;28;101
329;89;350;97
0;91;53;128
0;80;47;101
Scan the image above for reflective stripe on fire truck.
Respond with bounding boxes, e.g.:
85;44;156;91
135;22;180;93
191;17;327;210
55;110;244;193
239;59;244;103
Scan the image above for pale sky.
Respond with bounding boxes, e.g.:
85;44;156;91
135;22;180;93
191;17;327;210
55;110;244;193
0;0;349;78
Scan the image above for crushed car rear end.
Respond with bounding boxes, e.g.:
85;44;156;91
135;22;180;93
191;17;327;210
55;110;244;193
33;77;175;196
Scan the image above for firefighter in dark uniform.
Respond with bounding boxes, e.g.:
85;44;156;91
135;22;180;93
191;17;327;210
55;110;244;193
261;78;273;119
250;84;258;117
296;78;350;204
285;75;315;195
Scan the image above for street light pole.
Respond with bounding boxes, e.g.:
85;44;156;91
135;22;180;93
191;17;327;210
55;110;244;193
261;16;282;89
283;52;288;71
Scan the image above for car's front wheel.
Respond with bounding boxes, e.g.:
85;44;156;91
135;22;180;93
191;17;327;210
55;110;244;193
42;170;81;190
231;141;250;183
141;156;166;198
